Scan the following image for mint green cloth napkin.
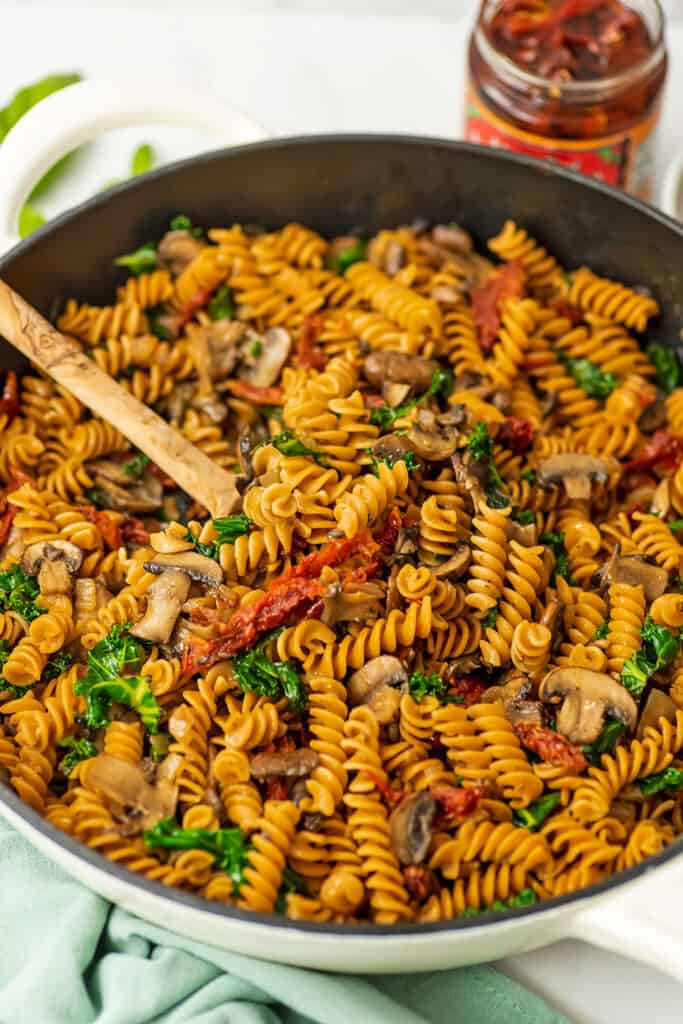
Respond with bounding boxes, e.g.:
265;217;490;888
0;818;567;1024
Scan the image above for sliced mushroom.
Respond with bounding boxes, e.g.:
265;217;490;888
539;597;563;651
348;655;407;724
537;454;611;501
250;748;319;779
431;224;473;252
21;539;83;595
636;688;677;739
81;753;177;827
363;351;440;394
383;381;411;408
597;547;668;602
444;653;482;675
408;409;458;462
482;673;544;726
156;229;204;276
144;550;224;587
507;520;538;547
432;544;472;581
650;478;670;519
389;791;436;865
369;434;418;468
130;571;191;644
90;460;163;513
638;396;667;434
539;667;638;745
321;580;384;626
240;326;291;388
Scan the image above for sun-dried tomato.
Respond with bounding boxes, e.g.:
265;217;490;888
625;431;683;474
0;371;19;419
497;416;534;454
266;778;288;801
471;261;526;351
515;722;587;773
224;380;284;405
75;506;122;550
296;314;326;370
445;673;487;707
363;393;386;409
377;507;402;555
367;772;404;805
0;499;16;547
431;783;484;822
549;298;584;325
277;532;378;588
147;464;177;488
121;517;150;546
403;866;436;900
177;287;212;328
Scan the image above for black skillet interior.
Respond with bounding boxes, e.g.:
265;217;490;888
1;134;683;935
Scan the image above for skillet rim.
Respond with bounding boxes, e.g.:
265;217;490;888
1;131;683;938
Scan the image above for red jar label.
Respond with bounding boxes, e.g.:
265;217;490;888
464;83;660;202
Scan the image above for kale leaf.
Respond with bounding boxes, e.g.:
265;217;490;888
233;632;307;714
459;889;537;917
511;508;536;525
369;449;420;474
408;671;446;703
143;819;250;895
275;866;307;913
647;343;680;394
640;767;683;796
122;451;151;478
115;242;157;276
261;431;324;464
540;531;574;585
369;369;453;432
208;285;235;321
557;353;617;399
593;621;610;641
42;651;74;682
0;565;41;622
512;792;561;831
327;240;367;274
58;736;97;776
466;421;508;507
184;515;253;561
621;617;682;699
75;624;160;732
582;718;627;767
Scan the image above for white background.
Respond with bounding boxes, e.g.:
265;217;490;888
2;3;683;1023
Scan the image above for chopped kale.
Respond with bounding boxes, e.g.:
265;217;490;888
669;519;683;533
233;632;307;714
147;305;173;340
208;285;235;321
169;214;203;238
213;514;253;545
122;451;151;479
647;343;680;394
582;718;627;767
408;671;446;703
58;736;97;776
466;421;508;507
640;767;683;796
540;531;574;585
143;819;250;895
557;353;617;399
260;430;324;464
328;240;367;274
512;508;536;526
459;889;538;917
520;470;536;485
482;606;498;629
74;624;160;732
42;651;74;682
621;618;682;699
512;793;561;831
0;565;41;622
593;621;610;641
369;369;453;432
115;241;157;276
369;449;420;474
275;866;307;913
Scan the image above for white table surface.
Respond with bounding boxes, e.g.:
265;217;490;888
3;6;683;1022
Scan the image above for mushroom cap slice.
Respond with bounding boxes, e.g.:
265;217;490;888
347;656;408;705
21;539;83;576
598;549;668;603
130;571;191;644
250;748;319;779
363;351;440;393
240;327;291;388
431;544;472;580
539;667;638;745
389;791;436;865
144;550;224;587
537;453;611;501
637;688;677;739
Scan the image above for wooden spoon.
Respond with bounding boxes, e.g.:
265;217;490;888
0;279;241;517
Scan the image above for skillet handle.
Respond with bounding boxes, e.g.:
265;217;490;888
0;79;266;254
567;858;683;983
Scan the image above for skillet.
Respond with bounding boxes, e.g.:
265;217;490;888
0;82;682;979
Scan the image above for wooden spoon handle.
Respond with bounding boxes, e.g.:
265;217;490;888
0;279;241;517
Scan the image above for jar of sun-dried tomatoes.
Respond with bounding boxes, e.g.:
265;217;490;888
465;0;668;201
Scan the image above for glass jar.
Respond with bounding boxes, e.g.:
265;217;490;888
465;0;668;201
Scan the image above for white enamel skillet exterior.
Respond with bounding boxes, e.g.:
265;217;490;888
0;80;683;979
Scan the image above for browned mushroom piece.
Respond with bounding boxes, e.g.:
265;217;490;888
144;550;224;587
389;791;437;865
369;434;418;468
81;753;178;828
650;478;671;519
638;396;667;434
382;382;412;408
636;688;677;738
482;672;545;726
239;327;291;388
432;544;472;581
443;653;482;677
539;667;638;745
408;409;459;462
507;519;538;547
347;655;408;725
431;224;473;253
537;454;611;501
89;459;163;513
450;453;488;501
321;580;384;626
539;597;563;651
156;229;204;276
250;748;319;779
130;571;191;644
21;539;83;595
363;351;440;395
597;548;668;602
